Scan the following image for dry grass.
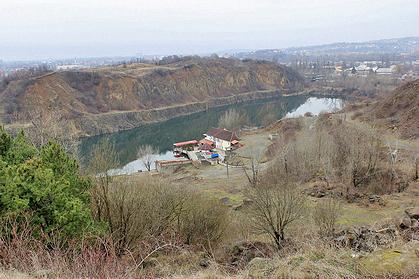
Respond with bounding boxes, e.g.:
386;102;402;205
1;207;418;278
167;232;419;279
0;270;35;279
2;112;418;278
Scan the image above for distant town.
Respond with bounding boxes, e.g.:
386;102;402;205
1;37;418;85
293;59;419;84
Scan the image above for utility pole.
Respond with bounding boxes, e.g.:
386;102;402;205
226;149;230;178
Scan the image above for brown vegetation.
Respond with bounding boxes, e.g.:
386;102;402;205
245;181;306;249
137;145;159;171
0;57;303;139
313;198;341;237
268;115;411;201
364;79;419;139
1;89;418;278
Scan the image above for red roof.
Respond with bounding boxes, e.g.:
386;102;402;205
205;128;239;142
173;140;198;147
199;139;215;145
200;143;213;151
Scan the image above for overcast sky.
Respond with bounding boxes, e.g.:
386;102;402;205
1;0;418;61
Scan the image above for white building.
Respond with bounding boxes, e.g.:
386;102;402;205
203;128;240;152
355;64;372;76
56;64;87;70
375;67;393;75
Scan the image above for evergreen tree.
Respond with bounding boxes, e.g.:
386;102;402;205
0;129;95;239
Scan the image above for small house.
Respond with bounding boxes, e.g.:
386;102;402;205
203;128;240;151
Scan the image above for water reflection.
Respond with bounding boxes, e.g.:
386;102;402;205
286;97;343;118
79;95;342;173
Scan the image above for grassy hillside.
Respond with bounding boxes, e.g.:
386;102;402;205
367;79;419;139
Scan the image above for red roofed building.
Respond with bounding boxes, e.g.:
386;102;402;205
173;140;198;148
203;128;240;151
199;139;215;151
173;140;198;154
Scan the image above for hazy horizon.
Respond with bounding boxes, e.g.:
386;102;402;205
1;0;419;61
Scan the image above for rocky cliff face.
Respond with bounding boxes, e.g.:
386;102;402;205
0;57;303;138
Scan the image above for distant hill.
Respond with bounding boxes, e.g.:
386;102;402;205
285;37;419;54
233;37;419;61
0;57;303;138
367;79;419;139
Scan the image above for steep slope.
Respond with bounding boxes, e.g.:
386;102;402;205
0;57;303;138
368;79;419;139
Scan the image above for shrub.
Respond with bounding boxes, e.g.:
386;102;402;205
177;193;229;249
312;198;341;237
89;157;228;255
98;177;183;255
246;180;306;249
271;117;385;193
0;217;135;278
0;129;95;241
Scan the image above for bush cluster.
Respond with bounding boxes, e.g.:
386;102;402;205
0;127;94;240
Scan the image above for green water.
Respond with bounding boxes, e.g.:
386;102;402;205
79;95;342;171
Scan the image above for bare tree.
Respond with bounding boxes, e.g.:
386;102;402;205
242;147;264;187
410;146;419;181
269;117;383;191
88;139;119;230
218;109;248;133
23;108;78;153
246;180;306;249
137;145;158;171
345;128;381;188
312;198;341;237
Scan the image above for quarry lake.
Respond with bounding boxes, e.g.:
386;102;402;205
79;95;343;173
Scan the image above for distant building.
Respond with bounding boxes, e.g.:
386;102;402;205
375;67;393;75
354;64;372;76
310;75;325;82
56;64;87;70
334;66;344;74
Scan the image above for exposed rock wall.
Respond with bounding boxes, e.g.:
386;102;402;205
0;57;303;138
